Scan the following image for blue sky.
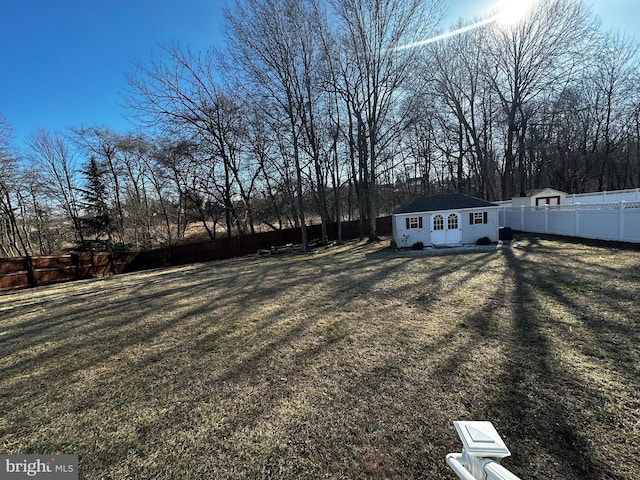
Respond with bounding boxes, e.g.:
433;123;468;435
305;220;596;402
1;0;638;150
1;0;227;148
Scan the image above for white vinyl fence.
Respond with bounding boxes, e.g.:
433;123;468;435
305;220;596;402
500;202;640;243
565;188;640;205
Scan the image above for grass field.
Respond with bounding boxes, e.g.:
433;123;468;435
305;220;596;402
1;235;639;479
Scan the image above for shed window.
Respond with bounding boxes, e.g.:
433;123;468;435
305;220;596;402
470;211;488;224
448;213;459;229
433;214;444;231
405;216;423;229
535;196;560;206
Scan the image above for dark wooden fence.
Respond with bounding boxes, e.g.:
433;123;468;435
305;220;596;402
0;216;392;291
0;253;137;291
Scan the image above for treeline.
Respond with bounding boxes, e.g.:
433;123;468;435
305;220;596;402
1;0;639;257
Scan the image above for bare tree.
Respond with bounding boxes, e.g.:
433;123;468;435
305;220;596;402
587;32;640;190
0;115;30;257
427;20;499;199
114;135;155;248
225;0;319;249
522;31;640;193
154;139;196;240
244;104;295;230
27;128;85;246
144;141;178;246
21;166;62;254
128;44;257;238
484;0;596;198
330;0;443;238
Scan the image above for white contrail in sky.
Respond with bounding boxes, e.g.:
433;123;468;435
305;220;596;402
392;0;539;51
393;15;500;51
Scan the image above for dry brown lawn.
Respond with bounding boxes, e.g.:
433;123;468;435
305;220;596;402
1;235;639;479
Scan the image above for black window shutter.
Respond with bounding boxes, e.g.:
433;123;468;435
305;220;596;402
419;217;423;228
484;212;488;224
406;218;410;229
469;213;473;224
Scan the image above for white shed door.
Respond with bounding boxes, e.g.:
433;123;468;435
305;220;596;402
431;212;462;245
445;212;462;244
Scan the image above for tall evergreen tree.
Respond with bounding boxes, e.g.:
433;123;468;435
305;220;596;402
80;156;114;243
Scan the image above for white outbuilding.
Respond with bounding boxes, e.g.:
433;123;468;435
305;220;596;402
392;193;500;248
511;188;567;208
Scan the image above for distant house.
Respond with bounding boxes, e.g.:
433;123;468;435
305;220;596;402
511;188;567;208
392;193;499;248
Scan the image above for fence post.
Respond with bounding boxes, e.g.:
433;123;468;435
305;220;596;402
24;256;36;287
109;253;116;275
544;205;548;233
574;203;580;237
520;206;525;231
72;253;82;279
619;201;625;241
446;421;521;480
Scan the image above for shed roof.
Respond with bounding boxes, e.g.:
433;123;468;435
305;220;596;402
515;188;567;198
394;193;497;214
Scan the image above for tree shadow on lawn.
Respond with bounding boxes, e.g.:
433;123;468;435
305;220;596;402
0;266;241;375
0;243;431;477
508;238;640;386
136;247;507;478
4;238;636;478
480;245;637;479
154;250;504;478
254;241;640;479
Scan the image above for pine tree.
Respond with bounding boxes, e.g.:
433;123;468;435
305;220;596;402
80;156;114;244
